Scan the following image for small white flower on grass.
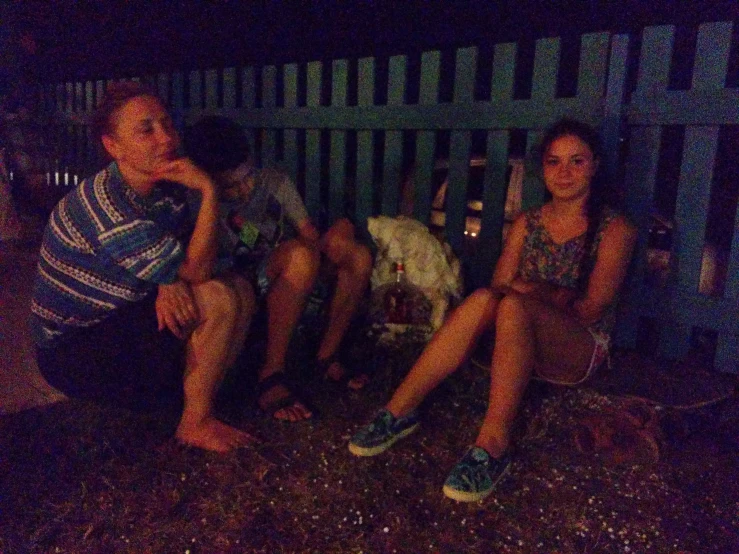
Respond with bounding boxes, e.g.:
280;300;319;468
383;527;389;533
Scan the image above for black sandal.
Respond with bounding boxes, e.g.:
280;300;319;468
256;372;316;421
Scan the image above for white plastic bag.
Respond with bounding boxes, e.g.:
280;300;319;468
367;215;463;330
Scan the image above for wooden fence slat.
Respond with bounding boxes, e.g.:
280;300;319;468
381;55;407;216
65;83;73;112
307;62;322;107
261;65;278;168
329;59;348;221
282;64;299;184
673;127;720;292
223;68;236;108
189;70;202;110
305;130;321;217
75;82;83;113
661;126;720;358
602;33;629;181
491;43;516;101
157;73;169;103
715;334;738;373
171;72;185;134
204;69;218;109
521;130;545;211
355;57;375;223
453;47;477;103
531;37;560;100
241;67;256;107
474;130;511;286
241;67;256;154
304;62;322;216
95;81;104;107
577;32;609;99
692;21;733;90
446;131;471;254
635;25;674;95
412;51;441;223
725;198;739;301
615;126;663;349
446;48;477;252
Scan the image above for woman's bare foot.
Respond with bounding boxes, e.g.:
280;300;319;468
175;416;255;453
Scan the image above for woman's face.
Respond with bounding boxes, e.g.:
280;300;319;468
542;134;599;203
102;95;179;177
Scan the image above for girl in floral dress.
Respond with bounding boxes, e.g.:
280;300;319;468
349;118;637;502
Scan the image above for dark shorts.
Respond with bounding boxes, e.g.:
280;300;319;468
36;295;186;413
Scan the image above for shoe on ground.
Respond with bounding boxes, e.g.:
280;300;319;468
348;408;419;457
442;446;511;502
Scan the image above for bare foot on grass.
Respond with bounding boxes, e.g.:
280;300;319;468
175;417;255;453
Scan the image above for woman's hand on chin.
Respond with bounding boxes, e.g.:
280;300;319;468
152;158;215;195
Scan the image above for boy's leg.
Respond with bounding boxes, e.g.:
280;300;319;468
258;239;319;421
176;278;256;452
316;219;372;389
316;219;373;384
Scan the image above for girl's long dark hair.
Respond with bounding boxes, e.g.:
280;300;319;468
538;118;615;292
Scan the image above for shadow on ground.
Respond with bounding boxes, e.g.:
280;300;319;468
1;336;737;553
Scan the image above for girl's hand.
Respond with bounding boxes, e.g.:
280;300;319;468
153;158;215;195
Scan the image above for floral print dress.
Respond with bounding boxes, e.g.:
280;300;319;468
517;206;620;345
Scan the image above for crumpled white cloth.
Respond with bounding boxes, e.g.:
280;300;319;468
367;215;463;329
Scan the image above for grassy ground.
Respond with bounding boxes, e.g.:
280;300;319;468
1;333;737;553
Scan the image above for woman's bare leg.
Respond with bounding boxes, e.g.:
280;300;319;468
386;288;502;418
475;292;595;458
176;279;256;453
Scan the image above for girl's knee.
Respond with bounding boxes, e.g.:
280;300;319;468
496;292;529;325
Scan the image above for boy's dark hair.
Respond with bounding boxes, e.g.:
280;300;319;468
184;116;251;173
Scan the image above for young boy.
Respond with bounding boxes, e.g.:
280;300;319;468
185;116;373;422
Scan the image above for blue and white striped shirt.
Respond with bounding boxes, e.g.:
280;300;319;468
31;162;189;347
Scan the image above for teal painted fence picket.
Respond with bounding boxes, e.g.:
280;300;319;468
38;21;738;372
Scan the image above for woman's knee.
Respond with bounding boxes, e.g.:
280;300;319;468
281;241;321;282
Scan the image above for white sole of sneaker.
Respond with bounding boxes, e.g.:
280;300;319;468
348;422;420;457
441;462;510;502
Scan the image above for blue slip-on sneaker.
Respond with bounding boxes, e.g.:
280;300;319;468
442;446;511;502
348;408;420;457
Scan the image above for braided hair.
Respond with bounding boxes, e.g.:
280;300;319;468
538;118;614;292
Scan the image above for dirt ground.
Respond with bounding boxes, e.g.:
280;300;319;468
1;328;737;554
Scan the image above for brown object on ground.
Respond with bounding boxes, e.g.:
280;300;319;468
573;396;662;464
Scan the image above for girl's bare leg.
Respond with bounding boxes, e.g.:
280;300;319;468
475;292;595;458
386;288;501;418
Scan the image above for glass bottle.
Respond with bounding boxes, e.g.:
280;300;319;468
384;261;410;324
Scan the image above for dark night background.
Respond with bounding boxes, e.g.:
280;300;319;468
2;0;737;82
